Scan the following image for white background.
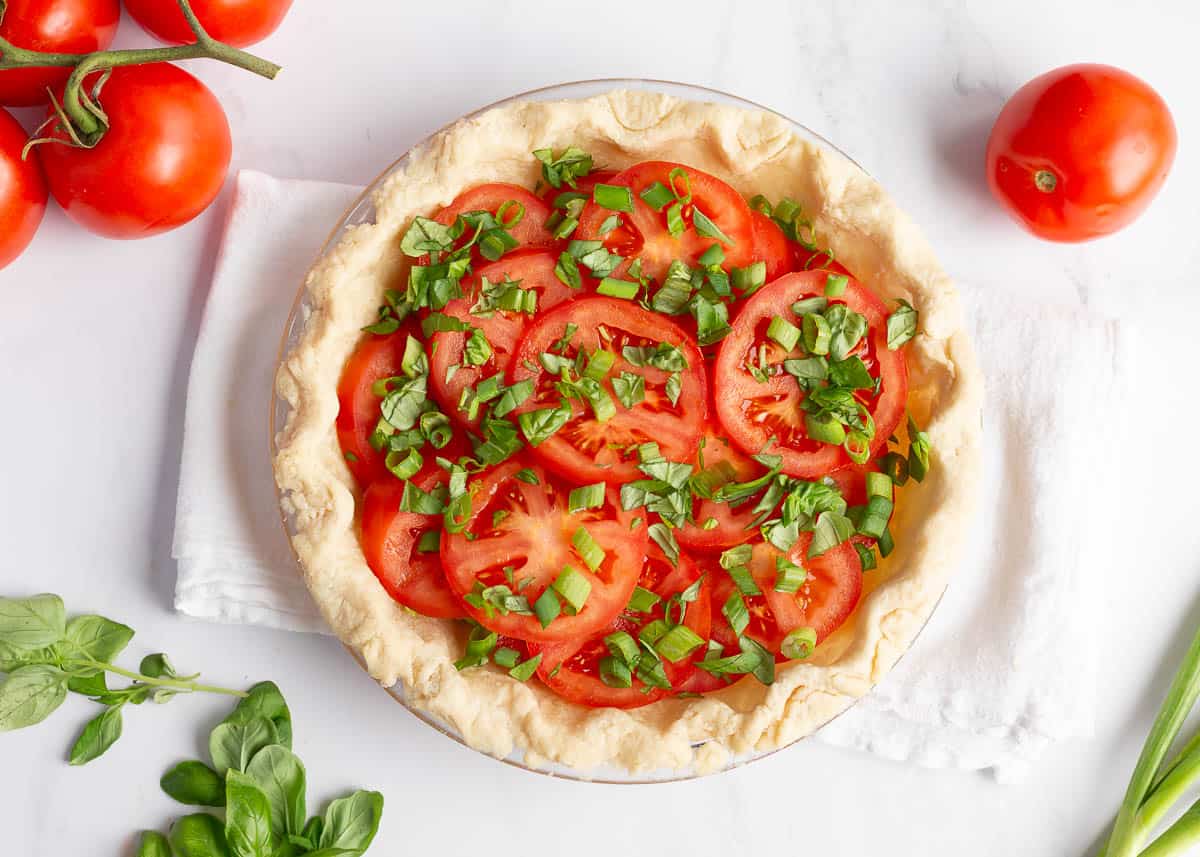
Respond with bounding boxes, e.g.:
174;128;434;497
3;1;1200;854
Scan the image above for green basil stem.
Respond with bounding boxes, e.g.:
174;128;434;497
1140;801;1200;857
1104;624;1200;857
0;0;279;145
81;658;248;698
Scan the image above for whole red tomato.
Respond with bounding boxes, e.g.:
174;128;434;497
36;62;231;239
0;107;47;268
123;0;293;48
0;0;120;107
986;63;1177;242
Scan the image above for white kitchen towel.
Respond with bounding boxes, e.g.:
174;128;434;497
173;169;1123;780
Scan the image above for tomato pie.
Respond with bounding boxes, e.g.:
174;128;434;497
274;91;983;774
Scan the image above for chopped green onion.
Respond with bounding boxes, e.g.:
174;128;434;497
824;274;848;297
880;452;910;486
555;251;582;289
727;565;760;597
665;201;684;237
604;631;641;668
533;587;561;628
866;472;892;501
508;653;542;682
600;656;633;688
732;261;767;295
583;349;616;381
568;483;605;513
781;627;817;660
844;429;872;465
702;517;718;530
385;448;423;481
887;299;919;350
596;277;640;299
495;200;525;229
766;315;801;351
627;586;661;613
552;565;591;612
492;647;521;669
640;181;675;210
593;183;634;213
693;208;735;245
551;190;589;209
802;313;831;355
655;625;705;663
454;624;498;671
722;591;749;636
774;556;807;593
597;214;621;235
417;530;441;553
792;296;828;316
479;228;519;262
805;412;846;445
571;526;606;572
857;495;893;540
639;618;669;649
878;526;895;558
552;216;579;240
698;243;725;267
854;542;877;571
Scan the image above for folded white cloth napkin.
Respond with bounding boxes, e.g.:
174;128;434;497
174;169;1123;780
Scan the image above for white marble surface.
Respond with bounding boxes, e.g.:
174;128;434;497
2;0;1199;854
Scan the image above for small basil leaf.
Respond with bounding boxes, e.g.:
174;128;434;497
223;681;292;749
169;813;231;857
246;744;307;837
318;790;384;853
0;594;66;650
66;671;109;697
68;704;123;765
55;615;134;674
209;716;278;778
301;816;324;846
161;760;227;807
225;770;276;857
136;831;172;857
139;653;179;679
0;664;68;730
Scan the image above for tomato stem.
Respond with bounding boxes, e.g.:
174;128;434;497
0;0;279;146
1034;169;1058;193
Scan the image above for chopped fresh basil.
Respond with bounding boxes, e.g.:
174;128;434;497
887;299;919;349
532;146;593;189
611;371;645;408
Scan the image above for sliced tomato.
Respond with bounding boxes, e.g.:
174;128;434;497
714;270;908;477
676;428;766;553
538;169;618;207
434;183;556;251
336;331;407;487
825;459;881;507
361;468;464;619
508;296;707;485
750;210;795;283
575;161;755;282
529;546;710;708
708;534;862;655
428;251;576;428
440;459;647;643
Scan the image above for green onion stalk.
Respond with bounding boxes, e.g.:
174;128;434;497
1100;623;1200;857
0;0;279;148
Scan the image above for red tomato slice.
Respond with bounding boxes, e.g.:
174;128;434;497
750;210;795;283
440;459;647;643
708;534;863;655
336;331;407;487
529;546;711;709
428;251;577;428
714;270;908;477
575;161;755;282
538;169;618;207
361;468;464;619
435;183;556;250
508;296;707;485
676;428;765;553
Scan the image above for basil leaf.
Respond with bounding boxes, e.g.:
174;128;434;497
209;716;278;779
621;342;688;372
0;664;67;730
533;146;593;189
136;831;172;857
379;374;428;432
302;817;325;848
648;523;680;566
0;640;55;672
0;594;66;650
223;681;292;749
823;304;868;362
611;371;645;408
246;744;307;837
225;770;276;857
887;299;918;349
68;704;124;765
828;357;873;390
161;760;227;807
518;402;571;446
554;251;582;289
808;511;855;558
690;294;731;346
665;372;682;406
741;635;776;685
318;790;385;853
56;614;134;673
399;216;455;257
139;653;181;680
169;813;231;857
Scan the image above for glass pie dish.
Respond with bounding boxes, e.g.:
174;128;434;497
270;78;940;783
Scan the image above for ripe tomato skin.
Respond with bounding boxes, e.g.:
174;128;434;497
0;0;120;107
337;331;406;488
434;183;556;250
750;210;794;284
986;64;1177;242
361;470;465;620
124;0;293;48
37;63;231;239
676;427;764;553
0;107;47;270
